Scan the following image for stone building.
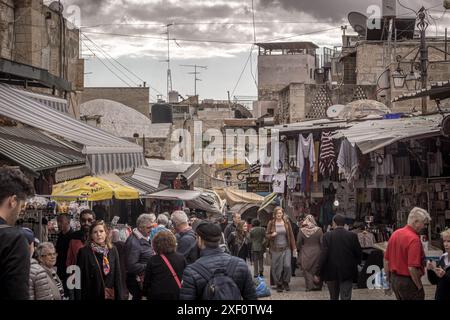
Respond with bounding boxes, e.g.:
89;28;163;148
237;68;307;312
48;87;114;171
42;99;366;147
0;0;84;116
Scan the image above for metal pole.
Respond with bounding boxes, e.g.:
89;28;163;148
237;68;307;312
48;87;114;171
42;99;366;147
418;8;429;114
194;65;197;97
446;28;448;61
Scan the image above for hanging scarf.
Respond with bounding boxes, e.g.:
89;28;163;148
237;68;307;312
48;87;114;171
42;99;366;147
300;215;320;238
90;242;110;276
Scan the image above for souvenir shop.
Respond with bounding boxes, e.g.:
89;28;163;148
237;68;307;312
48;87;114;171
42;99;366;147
264;115;450;245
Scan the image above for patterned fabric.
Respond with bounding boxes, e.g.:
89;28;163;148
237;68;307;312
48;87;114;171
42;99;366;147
50;268;65;299
319;131;335;177
300;215;320;238
90;242;110;276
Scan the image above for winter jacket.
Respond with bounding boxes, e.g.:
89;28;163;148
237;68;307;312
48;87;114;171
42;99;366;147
317;226;362;282
0;220;30;300
55;228;73;283
227;232;250;260
143;252;187;300
266;218;297;252
179;247;257;300
76;244;123;300
224;223;237;244
176;228;199;264
29;259;61;300
124;229;152;276
427;253;450;300
249;226;266;252
66;230;87;267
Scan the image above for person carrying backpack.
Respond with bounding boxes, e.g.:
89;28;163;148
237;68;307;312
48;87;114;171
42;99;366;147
179;221;257;300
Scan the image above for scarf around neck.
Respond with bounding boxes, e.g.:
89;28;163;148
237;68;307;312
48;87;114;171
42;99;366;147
90;242;110;276
301;215;320;238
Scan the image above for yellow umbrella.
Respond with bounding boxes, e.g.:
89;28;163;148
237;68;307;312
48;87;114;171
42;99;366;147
52;176;139;201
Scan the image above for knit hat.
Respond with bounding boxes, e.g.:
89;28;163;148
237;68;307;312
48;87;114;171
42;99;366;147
21;227;39;245
193;220;222;243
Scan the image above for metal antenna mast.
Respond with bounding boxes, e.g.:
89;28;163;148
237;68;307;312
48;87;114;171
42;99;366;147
166;23;173;99
180;64;207;97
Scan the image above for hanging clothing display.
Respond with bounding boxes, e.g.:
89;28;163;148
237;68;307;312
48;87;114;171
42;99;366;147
297;133;315;175
428;151;443;177
319;131;336;177
276;140;288;172
337;139;359;183
286;172;300;191
373;149;394;176
272;173;286;194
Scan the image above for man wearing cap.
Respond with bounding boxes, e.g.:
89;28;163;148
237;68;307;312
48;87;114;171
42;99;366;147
0;167;35;300
179;220;256;300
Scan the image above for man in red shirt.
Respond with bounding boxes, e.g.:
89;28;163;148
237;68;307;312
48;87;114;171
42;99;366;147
384;207;431;300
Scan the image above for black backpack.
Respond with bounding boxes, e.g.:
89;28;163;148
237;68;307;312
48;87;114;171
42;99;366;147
195;258;242;300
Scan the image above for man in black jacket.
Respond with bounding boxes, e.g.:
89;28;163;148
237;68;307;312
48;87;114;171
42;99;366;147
180;221;256;300
224;212;241;247
0;167;35;300
315;214;362;300
172;210;198;264
55;213;73;295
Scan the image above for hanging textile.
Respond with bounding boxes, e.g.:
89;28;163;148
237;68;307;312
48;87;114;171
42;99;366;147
337;139;359;183
313;141;319;192
297;133;315;175
272;173;286;194
319;131;336;177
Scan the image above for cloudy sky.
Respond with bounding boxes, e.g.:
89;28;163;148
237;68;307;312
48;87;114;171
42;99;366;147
52;0;449;101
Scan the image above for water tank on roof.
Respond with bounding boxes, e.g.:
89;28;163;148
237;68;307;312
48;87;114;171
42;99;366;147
151;103;173;124
169;91;179;103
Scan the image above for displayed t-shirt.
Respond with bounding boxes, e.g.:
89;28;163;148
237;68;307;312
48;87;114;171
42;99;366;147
272;173;286;193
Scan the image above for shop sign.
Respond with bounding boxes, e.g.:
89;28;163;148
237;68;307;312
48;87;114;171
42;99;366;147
246;177;272;193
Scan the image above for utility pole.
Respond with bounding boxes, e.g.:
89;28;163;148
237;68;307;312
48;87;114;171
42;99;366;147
165;23;173;99
417;7;429;114
180;64;207;98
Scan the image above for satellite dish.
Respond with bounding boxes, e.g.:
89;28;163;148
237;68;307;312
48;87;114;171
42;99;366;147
326;104;345;119
348;12;368;37
49;1;64;13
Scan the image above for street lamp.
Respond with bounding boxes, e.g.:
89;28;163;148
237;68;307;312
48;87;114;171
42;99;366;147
392;56;406;89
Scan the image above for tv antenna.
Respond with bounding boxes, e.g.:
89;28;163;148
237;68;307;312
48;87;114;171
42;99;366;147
180;64;207;97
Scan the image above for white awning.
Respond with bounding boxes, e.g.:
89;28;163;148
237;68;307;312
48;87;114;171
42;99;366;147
145;159;193;173
333;115;442;154
0;83;144;174
132;167;162;188
142;189;201;201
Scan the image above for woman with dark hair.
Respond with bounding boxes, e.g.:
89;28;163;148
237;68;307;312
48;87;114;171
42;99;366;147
227;221;250;261
266;207;297;292
143;230;186;300
76;221;123;300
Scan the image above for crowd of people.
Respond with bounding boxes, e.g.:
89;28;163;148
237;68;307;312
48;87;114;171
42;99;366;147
1;167;450;301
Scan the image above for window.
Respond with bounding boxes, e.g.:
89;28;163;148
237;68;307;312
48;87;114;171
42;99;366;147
267;108;274;116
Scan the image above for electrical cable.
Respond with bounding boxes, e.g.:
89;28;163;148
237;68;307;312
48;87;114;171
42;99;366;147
231;45;255;98
397;0;417;15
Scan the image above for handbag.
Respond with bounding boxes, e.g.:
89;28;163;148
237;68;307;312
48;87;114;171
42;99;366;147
92;250;115;300
160;254;182;289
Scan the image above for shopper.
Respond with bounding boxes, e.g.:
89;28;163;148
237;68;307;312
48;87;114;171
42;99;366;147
180;221;256;300
227;221;250;260
143;230;186;300
290;217;300;277
149;214;170;242
77;221;123;300
171;210;199;264
315;214;362;300
224;212;242;242
427;229;450;300
125;213;153;300
55;213;73;295
384;207;430;300
66;209;95;266
266;207;297;292
0;167;34;300
297;215;323;291
34;242;65;300
111;229;129;300
249;218;266;277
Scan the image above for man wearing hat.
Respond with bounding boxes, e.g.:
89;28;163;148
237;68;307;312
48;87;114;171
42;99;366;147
179;220;256;300
0;167;35;300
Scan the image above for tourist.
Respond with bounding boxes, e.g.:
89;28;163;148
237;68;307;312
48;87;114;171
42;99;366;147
124;213;153;300
34;242;65;300
384;207;430;300
427;228;450;300
144;230;186;300
55;213;73;295
249;218;266;277
0;167;34;300
227;221;250;260
266;207;297;292
171;210;199;264
315;214;362;300
76;221;123;300
224;212;241;242
297;215;323;291
66;209;95;266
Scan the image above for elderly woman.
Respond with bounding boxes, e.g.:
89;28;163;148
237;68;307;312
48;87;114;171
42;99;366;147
124;213;154;300
30;242;64;300
297;215;323;291
266;207;297;292
144;230;187;300
427;229;450;300
77;220;122;300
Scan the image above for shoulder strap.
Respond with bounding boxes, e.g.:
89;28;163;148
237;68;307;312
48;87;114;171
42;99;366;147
160;254;182;289
91;249;107;289
195;261;212;281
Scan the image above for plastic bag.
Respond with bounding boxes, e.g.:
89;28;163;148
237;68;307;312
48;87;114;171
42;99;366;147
254;276;271;298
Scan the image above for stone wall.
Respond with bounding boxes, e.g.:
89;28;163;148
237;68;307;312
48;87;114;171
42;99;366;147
0;0;14;60
80;87;150;117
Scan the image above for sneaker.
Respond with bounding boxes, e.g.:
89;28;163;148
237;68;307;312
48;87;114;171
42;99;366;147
284;284;290;291
276;285;283;293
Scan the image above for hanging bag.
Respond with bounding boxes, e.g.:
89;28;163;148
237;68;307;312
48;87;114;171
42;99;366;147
92;250;115;300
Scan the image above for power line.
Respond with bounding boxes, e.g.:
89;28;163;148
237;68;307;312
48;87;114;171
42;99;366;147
265;27;340;42
231;45;256;97
81;39;133;87
397;0;418;15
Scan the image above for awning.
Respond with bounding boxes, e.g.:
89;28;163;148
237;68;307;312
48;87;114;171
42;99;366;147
333;115;442;154
214;187;264;207
392;80;450;102
132;167;162;188
120;176;167;194
0;133;85;174
55;165;91;183
10;87;70;114
182;164;201;185
142;189;202;201
0;83;144;174
270;118;351;134
184;188;226;217
258;192;278;212
145;159;193;173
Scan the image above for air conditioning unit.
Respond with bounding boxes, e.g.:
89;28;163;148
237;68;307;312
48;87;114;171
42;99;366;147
382;0;396;17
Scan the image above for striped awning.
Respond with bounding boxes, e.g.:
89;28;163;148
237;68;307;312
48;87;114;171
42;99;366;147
0;134;85;173
0;83;144;174
55;165;91;183
120;176;167;194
